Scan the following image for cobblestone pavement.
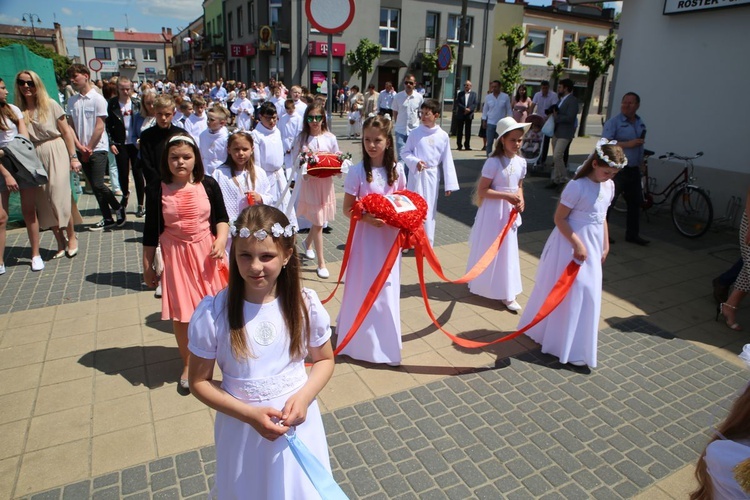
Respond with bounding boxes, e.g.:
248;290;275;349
3;121;745;499
18;319;747;499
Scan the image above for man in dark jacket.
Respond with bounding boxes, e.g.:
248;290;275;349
454;80;477;151
106;76;140;209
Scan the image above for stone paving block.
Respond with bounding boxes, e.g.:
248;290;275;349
122;492;149;500
504;457;535;480
179;475;207;497
363;413;388;430
506;487;536;500
349;429;372;444
62;480;90;500
357;440;388;466
388;447;412;463
558;482;590;500
91;486;119;500
120;465;147;495
30;490;61;500
150;469;177;492
452;459;487;488
92;473;119;490
175;451;202;479
345;466;380;496
340;416;366;433
445;484;473;500
151;487;180;500
372;463;398;480
612;480;640;498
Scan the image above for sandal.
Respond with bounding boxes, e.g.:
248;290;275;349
717;303;742;331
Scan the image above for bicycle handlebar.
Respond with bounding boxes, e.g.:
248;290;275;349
658;151;704;161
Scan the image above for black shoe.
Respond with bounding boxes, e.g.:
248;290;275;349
322;226;333;234
136;205;145;218
89;219;117;232
713;278;730;305
116;206;127;227
457;146;463;151
625;236;650;246
465;147;472;151
298;227;310;234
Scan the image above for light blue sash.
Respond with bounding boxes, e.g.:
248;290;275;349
285;429;348;499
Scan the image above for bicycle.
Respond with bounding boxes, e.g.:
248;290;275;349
612;150;713;237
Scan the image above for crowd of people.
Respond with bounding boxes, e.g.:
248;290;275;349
1;66;747;498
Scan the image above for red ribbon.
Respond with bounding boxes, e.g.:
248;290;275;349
323;205;581;353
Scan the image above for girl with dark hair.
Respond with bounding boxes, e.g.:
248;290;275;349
188;204;334;498
512;84;532;124
337;114;406;366
519;139;624;369
294;103;339;278
142;133;229;393
0;77;44;272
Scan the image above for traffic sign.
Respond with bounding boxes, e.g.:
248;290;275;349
305;0;355;34
88;58;103;72
437;44;452;71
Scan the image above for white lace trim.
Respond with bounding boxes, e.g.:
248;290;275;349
222;366;307;402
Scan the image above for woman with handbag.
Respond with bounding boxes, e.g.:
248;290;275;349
15;70;82;261
0;77;45;272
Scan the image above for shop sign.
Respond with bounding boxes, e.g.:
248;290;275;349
664;0;750;14
308;41;346;57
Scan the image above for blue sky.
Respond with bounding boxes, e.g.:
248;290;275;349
1;0;622;58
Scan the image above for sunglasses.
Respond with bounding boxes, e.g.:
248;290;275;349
306;115;324;123
404;81;415;85
17;79;35;88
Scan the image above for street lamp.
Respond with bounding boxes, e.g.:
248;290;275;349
22;13;42;40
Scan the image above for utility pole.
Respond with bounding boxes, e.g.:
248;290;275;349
452;0;469;101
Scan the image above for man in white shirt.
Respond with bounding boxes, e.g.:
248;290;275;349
392;74;424;167
530;80;558;165
378;81;396;116
481;80;512;156
67;63;124;231
290;85;307;118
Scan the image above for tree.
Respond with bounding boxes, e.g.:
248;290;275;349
565;34;616;137
346;38;381;91
546;60;566;89
497;26;532;94
0;38;70;80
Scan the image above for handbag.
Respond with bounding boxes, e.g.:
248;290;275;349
541;115;555;137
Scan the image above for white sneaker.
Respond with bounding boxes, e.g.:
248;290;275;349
503;299;522;312
31;256;45;272
305;247;316;260
0;264;5;275
155;283;162;298
316;267;330;279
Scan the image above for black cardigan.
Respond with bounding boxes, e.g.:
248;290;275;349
142;176;229;247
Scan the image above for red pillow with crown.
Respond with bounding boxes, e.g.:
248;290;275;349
356;190;427;232
299;150;352;178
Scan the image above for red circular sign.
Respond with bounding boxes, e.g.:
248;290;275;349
88;58;103;72
305;0;355;34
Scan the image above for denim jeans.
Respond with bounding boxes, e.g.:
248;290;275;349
485;124;498;156
395;132;408;181
81;151;120;221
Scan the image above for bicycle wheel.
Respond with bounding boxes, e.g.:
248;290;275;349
671;186;713;238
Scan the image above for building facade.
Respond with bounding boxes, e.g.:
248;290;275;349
171;18;206;83
0;23;68;57
77;28;173;83
202;0;227;82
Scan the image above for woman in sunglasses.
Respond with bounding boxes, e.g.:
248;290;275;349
294;104;339;278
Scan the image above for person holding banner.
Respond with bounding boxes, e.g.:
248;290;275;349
187;205;335;499
337;114;407;366
519;139;624;369
466;117;529;312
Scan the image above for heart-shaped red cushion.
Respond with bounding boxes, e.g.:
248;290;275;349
306;153;344;178
358;190;427;232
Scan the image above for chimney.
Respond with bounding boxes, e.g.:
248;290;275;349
110;27;115;32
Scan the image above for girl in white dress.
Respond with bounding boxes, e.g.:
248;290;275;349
338;114;407;366
465;117;530;311
691;378;750;500
519;140;624;369
230;89;255;131
212;131;272;254
294;103;339;279
188;205;335;499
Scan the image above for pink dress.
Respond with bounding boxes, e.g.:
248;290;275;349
296;133;338;225
160;182;226;322
512;97;532;124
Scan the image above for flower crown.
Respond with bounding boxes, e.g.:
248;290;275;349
230;222;296;240
367;112;391;121
595;138;627;169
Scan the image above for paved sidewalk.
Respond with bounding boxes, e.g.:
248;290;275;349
1;131;747;499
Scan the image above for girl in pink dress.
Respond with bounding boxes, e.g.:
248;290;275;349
142;133;229;393
338;114;407;366
295;103;339;279
512;85;533;124
188;205;335;499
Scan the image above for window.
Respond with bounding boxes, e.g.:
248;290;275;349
94;47;111;60
425;12;439;40
238;6;244;38
118;48;135;61
447;15;473;44
228;13;233;40
270;0;282;27
143;49;157;61
525;27;550;56
248;1;255;32
379;8;400;51
562;32;575;67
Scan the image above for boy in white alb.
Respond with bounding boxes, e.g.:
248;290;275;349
230;89;254;131
184;96;208;142
199;105;230;176
401;99;459;246
346;104;361;139
251;102;297;227
279;98;303;181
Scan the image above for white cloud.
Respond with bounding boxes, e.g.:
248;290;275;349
0;14;23;24
61;7;73;15
136;0;202;22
